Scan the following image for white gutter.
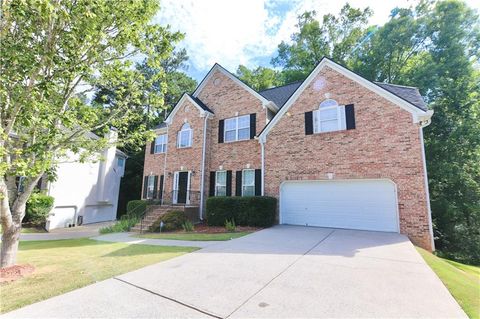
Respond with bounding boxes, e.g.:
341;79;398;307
199;112;209;220
161;125;169;205
419;125;435;251
258;136;266;196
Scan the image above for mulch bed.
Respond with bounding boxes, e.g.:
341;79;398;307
187;223;261;234
0;264;35;283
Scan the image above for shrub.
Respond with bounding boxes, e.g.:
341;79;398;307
150;210;186;232
99;215;139;234
206;196;276;227
24;193;54;225
126;200;148;218
225;219;236;232
182;220;194;232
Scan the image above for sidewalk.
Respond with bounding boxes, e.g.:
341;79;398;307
19;221;114;241
92;232;218;248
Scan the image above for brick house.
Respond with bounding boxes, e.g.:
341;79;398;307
141;57;435;251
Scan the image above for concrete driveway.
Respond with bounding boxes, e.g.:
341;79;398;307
3;226;466;318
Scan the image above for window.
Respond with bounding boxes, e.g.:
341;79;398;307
242;169;255;196
313;99;346;133
155;134;167;153
146;175;155;199
117;157;125;168
215;171;227;196
177;123;192;148
224;115;250;142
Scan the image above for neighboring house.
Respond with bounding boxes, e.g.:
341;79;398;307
142;57;435;251
37;130;127;230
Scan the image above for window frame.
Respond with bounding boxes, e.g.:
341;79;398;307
214;170;227;196
177;123;192;148
224;114;250;143
313;99;346;134
154;134;167;153
146;175;155;199
242;169;255;196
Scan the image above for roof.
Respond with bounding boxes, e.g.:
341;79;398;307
374;82;427;111
153;122;167;130
188;94;214;113
259;82;302;107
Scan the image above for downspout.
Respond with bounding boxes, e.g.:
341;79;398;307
161;125;169;206
258;136;266;196
199;112;209;220
419;125;435;251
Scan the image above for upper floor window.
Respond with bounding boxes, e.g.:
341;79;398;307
155;134;167;153
117;157;125;168
313;99;346;133
225;114;250;142
177;123;192;148
215;171;227;196
242;169;255;196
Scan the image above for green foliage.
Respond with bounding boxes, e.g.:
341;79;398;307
236;65;283;91
99;215;139;234
182;220;195;232
150;211;186;232
206;196;277;227
126;200;149;218
24;193;54;225
224;219;236;232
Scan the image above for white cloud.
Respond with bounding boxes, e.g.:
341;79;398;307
154;0;480;79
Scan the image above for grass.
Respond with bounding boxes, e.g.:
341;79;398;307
417;247;480;319
137;231;252;241
0;226;46;234
0;239;197;314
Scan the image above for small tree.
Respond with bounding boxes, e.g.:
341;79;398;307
0;0;182;267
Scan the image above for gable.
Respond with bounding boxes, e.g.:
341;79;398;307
164;93;213;125
258;58;433;141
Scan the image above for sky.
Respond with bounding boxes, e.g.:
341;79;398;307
153;0;480;82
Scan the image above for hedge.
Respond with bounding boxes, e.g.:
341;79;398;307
150;211;186;232
206;196;276;227
25;193;54;225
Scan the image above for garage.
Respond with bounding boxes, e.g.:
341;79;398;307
280;179;399;232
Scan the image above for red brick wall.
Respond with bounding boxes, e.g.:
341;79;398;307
264;66;432;250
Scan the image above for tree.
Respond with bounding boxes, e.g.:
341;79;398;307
0;0;183;267
236;65;283;90
271;4;372;83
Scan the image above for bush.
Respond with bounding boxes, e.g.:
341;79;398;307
99;215;139;234
24;193;54;225
126;200;148;218
206;196;276;227
182;220;194;232
225;219;236;232
150;210;186;232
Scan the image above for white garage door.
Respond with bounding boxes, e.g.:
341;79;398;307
280;180;399;232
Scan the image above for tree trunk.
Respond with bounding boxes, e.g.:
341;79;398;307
1;223;21;268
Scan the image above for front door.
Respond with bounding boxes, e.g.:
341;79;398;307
176;172;189;204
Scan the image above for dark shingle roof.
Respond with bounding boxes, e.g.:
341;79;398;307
259;82;302;107
153;122;167;130
188;94;214;114
374;82;427;111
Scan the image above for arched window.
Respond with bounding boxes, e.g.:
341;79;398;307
177;123;192;148
314;99;346;133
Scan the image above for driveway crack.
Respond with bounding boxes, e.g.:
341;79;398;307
113;277;222;319
225;229;336;318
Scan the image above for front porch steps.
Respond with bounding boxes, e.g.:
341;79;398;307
130;205;199;233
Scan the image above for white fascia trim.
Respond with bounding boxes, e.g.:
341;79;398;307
259;58;432;140
165;93;213;125
192;63;274;107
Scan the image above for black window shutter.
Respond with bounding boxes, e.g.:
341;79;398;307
345;104;355;130
226;170;232;196
159;175;164;200
305;111;313;135
254;169;261;196
152;175;159;199
143;176;148;199
250;113;256;139
209;171;216;196
150;139;155;154
235;171;242;196
218;120;224;143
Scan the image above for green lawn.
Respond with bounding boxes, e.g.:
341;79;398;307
137;231;251;241
0;226;46;234
0;239;197;314
417;248;480;319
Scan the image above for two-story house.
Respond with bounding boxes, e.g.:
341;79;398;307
142;57;434;251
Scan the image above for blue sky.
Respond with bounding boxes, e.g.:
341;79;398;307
153;0;480;83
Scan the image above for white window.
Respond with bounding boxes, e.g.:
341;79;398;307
242;169;255;196
117;157;125;168
215;171;227;196
177;123;192;148
146;175;155;199
224;115;250;142
155;134;167;153
313;99;346;133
